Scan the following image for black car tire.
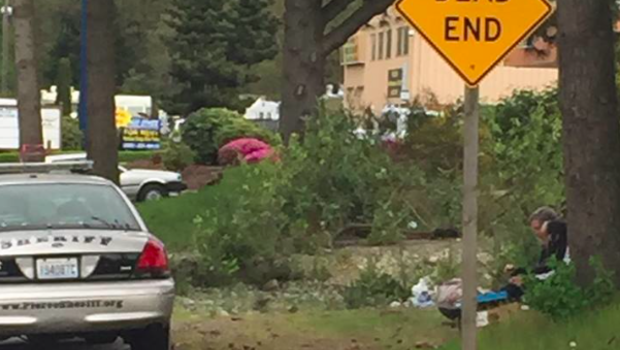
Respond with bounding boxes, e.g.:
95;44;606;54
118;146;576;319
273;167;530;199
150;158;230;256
137;183;168;202
128;324;170;350
28;335;58;349
84;334;118;345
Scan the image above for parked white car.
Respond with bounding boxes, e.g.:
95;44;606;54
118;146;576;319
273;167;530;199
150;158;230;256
45;153;187;202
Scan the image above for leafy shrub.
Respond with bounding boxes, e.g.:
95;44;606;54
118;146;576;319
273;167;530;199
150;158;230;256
62;116;83;150
181;108;278;164
162;137;195;171
343;263;410;309
193;163;299;286
279;107;427;241
368;200;408;245
524;257;615;321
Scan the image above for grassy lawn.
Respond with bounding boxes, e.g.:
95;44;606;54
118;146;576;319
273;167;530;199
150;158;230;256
441;302;620;350
138;189;209;251
137;166;244;251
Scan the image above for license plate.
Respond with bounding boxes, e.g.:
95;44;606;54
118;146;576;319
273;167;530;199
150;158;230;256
36;258;79;280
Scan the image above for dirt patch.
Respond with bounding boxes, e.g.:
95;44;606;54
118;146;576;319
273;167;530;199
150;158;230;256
174;317;378;350
182;165;223;190
125;159;223;190
172;309;455;350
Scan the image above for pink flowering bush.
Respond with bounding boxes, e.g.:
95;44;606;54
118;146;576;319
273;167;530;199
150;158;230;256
218;138;277;166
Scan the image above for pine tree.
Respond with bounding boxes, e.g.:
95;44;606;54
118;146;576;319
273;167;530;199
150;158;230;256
165;0;278;116
227;0;279;73
43;9;81;88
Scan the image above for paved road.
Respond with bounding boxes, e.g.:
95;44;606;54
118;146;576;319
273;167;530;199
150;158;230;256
0;338;128;350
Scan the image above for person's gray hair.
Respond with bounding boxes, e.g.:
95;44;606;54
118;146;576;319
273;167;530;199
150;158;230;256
528;206;559;223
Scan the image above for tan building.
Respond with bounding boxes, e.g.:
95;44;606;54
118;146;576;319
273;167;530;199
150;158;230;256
341;7;558;114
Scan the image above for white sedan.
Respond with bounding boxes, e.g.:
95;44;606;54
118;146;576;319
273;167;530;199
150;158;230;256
45;153;187;202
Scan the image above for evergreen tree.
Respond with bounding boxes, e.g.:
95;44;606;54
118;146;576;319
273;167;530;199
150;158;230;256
43;10;80;88
165;0;278;116
227;0;279;79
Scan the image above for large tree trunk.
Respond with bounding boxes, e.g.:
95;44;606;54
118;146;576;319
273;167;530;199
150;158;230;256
86;0;119;184
279;0;394;141
13;0;42;156
280;0;325;143
558;0;620;286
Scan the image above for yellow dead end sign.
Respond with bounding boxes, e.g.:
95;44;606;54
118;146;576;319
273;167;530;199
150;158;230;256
396;0;554;86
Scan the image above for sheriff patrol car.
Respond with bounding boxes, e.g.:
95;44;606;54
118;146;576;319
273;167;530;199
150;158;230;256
0;162;174;349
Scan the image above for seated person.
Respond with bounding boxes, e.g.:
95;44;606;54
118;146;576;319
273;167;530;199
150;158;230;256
503;206;569;300
438;207;569;321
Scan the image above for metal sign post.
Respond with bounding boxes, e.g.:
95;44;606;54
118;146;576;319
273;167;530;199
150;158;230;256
461;86;479;350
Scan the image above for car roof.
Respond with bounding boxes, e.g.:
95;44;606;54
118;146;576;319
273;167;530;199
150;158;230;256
0;173;111;186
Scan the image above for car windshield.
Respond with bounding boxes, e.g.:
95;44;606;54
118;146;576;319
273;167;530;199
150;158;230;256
0;183;141;233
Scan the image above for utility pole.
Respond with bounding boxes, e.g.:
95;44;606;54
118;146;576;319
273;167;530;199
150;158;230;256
1;0;12;95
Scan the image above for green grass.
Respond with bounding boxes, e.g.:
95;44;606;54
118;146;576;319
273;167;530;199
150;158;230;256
0;150;158;163
137;189;209;251
137;166;249;251
441;302;620;350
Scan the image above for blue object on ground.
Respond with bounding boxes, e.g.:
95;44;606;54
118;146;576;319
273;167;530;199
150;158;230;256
477;290;509;304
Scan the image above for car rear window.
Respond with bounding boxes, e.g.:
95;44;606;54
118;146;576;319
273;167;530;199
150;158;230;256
0;183;141;233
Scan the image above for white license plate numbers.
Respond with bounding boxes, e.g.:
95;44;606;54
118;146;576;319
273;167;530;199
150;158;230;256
37;258;79;280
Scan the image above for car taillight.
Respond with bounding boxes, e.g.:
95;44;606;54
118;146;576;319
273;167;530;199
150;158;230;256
135;238;170;278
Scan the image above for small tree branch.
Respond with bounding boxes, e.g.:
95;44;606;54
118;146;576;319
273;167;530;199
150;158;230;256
321;0;356;26
323;0;394;55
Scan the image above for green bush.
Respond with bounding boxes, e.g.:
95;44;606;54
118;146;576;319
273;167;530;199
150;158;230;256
162;137;195;171
280;108;427;241
181;107;278;165
0;152;19;163
61;116;83;150
193;163;299;286
343;263;410;309
524;257;615;321
368;200;408;245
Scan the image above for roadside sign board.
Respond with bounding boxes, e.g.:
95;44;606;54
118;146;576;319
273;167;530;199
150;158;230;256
396;0;554;86
0;106;61;150
120;118;161;150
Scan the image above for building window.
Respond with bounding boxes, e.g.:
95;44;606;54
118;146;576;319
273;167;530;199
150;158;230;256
386;29;392;59
371;33;377;61
378;32;385;60
259;112;264;119
397;27;410;56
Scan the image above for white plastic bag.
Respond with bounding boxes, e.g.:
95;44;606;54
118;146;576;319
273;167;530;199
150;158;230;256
410;277;435;308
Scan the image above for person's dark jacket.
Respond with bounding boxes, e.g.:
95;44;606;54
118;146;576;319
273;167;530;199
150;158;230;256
513;220;568;276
